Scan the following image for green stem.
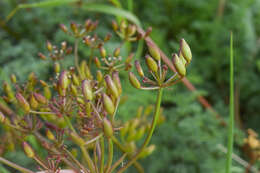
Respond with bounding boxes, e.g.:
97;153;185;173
0;157;34;173
100;136;105;173
64;116;76;133
225;32;234;173
80;145;95;173
105;138;113;173
74;38;82;79
117;88;163;173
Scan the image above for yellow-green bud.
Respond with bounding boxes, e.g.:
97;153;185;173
59;71;69;90
120;20;127;34
29;94;38;109
72;74;80;86
94;57;101;68
172;53;186;77
10;74;17;84
82;80;93;101
135;126;145;140
129;72;141;89
179;52;187;66
135;60;144;77
113;47;120;57
180;38;192;64
112;20;118;31
139;145;156;158
97;70;103;83
145;55;158;73
44;86;52;100
54;62;60;73
16;93;30;113
71;84;78;96
46;130;55;141
105;75;119;98
0;112;5;123
22;142;35;158
120;121;130;138
103;118;113;138
112;71;122;95
99;47;106;58
70;132;85;146
33;92;47;105
60;24;68;33
46;41;52;51
147;43;160;61
70;22;78;35
127;25;136;37
102;93;115;115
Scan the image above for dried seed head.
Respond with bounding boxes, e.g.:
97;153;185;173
10;74;17;84
129;72;141;89
0;112;5;123
112;20;118;31
112;71;122;95
59;71;69;89
103;118;113;138
82;80;93;101
102;93;115;115
147;43;160;61
105;75;119;98
33;92;47;105
16;93;30;113
60;24;68;33
145;55;158;73
22;142;35;158
135;60;144;77
113;47;120;57
46;41;52;51
172;53;186;77
99;47;106;58
180;39;192;64
94;57;101;68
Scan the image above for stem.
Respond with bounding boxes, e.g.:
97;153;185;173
64;116;76;133
225;32;234;173
100;136;105;173
80;145;95;173
117;88;163;173
0;157;34;173
105;138;113;173
108;154;127;173
74;39;82;79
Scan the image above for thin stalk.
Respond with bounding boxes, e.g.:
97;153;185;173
117;88;163;173
74;38;82;79
80;145;95;173
225;32;234;173
105;138;113;173
0;157;34;173
64;116;76;133
100;136;105;173
108;154;127;173
94;142;98;173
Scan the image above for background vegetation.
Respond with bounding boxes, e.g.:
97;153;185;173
1;0;260;172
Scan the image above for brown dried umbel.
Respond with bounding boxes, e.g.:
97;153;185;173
0;18;191;173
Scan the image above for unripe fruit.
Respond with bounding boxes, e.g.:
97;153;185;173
103;118;113;138
105;75;119;98
82;80;93;101
102;93;115;115
180;38;192;64
172;53;186;77
22;142;35;158
145;55;158;73
16;93;30;113
129;72;141;89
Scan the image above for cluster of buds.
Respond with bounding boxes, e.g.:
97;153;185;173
129;39;192;90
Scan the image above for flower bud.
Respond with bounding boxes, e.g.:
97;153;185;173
60;24;68;33
120;121;130;138
0;112;5;123
22;142;35;158
180;39;192;64
54;62;61;73
102;93;115;115
99;47;106;58
135;126;145;140
147;43;160;61
125;53;134;64
59;71;69;90
103;118;113;138
70;22;78;35
113;47;120;57
29;94;38;109
104;33;112;42
145;55;158;73
105;75;119;98
70;132;85;146
172;53;186;77
112;20;118;31
16;93;30;113
82;80;93;101
46;130;55;141
179;52;187;66
112;71;122;95
10;74;17;84
38;52;46;60
97;70;103;83
129;72;141;89
94;57;101;68
46;41;52;51
3;81;14;100
72;74;80;86
135;60;144;77
33;92;47;105
127;25;136;37
44;87;52;100
71;84;78;96
139;145;156;158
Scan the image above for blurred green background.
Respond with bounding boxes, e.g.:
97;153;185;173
1;0;260;172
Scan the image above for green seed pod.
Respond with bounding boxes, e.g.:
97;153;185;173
54;62;60;73
71;84;78;96
126;129;137;142
94;57;101;68
180;38;192;64
99;47;106;58
139;144;156;159
59;71;69;90
129;72;141;89
112;71;122;95
120;121;130;138
127;24;136;37
10;74;17;84
120;20;127;35
102;93;115;115
145;55;158;73
179;52;187;66
70;132;85;146
33;93;47;105
82;80;93;101
147;43;160;61
46;41;52;52
103;118;113;138
44;87;52;100
112;20;118;31
70;22;78;35
135;60;144;78
113;47;120;57
22;142;35;158
0;112;5;123
3;81;14;100
46;130;55;141
105;75;119;98
172;53;186;77
97;70;103;83
29;94;38;110
129;119;140;132
72;74;80;86
76;97;85;105
16;93;30;113
135;126;146;140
